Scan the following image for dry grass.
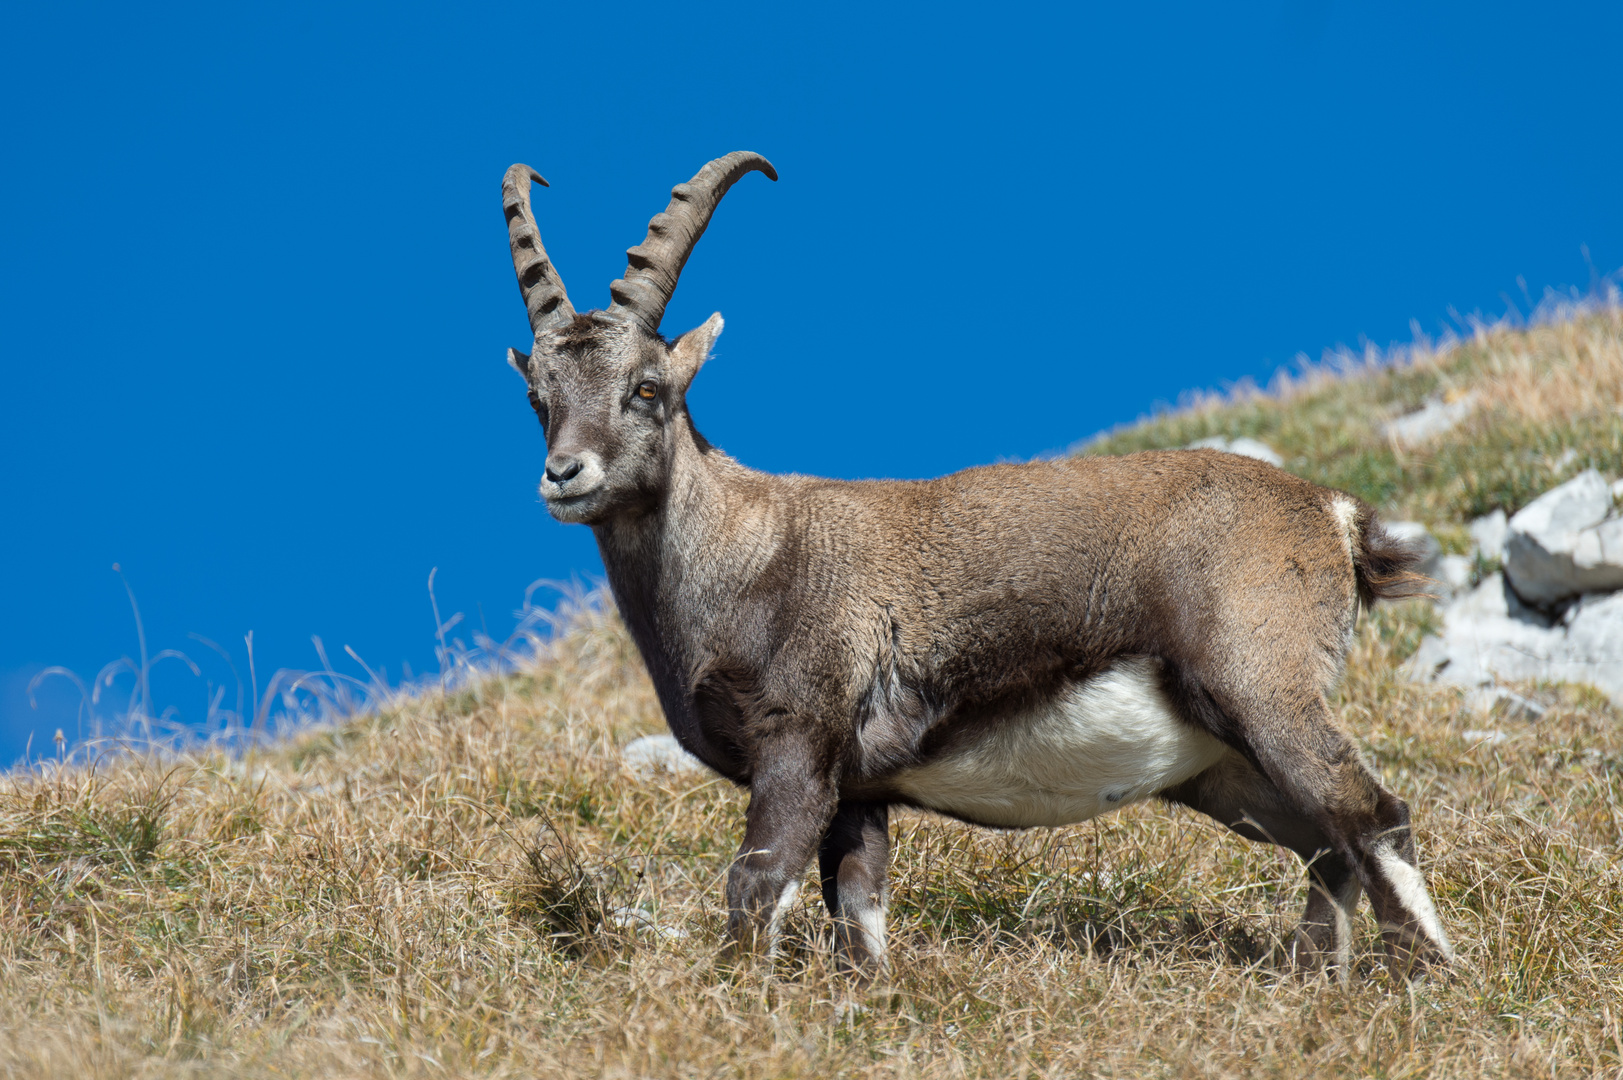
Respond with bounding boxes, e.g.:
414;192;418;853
4;309;1623;1078
3;603;1620;1078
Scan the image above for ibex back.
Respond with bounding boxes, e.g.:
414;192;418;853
499;153;1452;981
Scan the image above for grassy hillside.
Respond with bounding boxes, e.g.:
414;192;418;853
1089;304;1623;531
3;308;1622;1078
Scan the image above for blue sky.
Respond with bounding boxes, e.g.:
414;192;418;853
3;1;1620;763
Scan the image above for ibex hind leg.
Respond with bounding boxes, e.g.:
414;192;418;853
1163;754;1362;981
818;801;890;980
1186;685;1453;978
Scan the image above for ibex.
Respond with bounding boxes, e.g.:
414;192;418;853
499;152;1452;980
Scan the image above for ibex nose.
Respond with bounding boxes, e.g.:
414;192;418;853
545;453;584;484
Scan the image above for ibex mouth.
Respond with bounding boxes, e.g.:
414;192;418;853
540;451;609;523
543;489;606;524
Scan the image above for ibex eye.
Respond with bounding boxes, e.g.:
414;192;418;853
636;381;658;401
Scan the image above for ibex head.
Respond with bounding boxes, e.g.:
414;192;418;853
502;153;777;524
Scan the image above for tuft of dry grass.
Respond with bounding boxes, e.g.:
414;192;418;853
3;309;1623;1077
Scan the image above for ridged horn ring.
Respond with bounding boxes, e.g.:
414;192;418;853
502;164;576;336
605;151;777;334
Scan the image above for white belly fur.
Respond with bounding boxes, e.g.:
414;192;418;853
891;659;1227;828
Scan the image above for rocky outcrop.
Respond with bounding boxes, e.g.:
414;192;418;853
1380;393;1476;446
1404;470;1623;708
1503;470;1623;607
1406;574;1623;705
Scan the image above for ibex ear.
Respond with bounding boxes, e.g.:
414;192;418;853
506;347;531;379
668;313;723;393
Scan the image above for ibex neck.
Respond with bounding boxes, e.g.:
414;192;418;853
594;428;775;766
589;431;775;725
593;431;757;590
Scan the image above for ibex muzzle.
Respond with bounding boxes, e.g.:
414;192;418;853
500;153;1453;982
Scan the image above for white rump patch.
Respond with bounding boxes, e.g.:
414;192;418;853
891;659;1227;828
1330;496;1360;559
1373;842;1454;961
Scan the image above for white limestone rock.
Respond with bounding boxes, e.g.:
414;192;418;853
1435;554;1475;596
1504;470;1623;607
1469;509;1508;563
1380;393;1476;446
622;734;710;778
1560;590;1623;699
1185;436;1284;468
1406;573;1623;706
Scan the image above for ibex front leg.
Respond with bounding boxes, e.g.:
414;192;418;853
819;801;890;978
725;733;837;960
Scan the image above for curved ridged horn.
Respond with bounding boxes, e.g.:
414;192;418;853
606;152;777;335
503;164;576;336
